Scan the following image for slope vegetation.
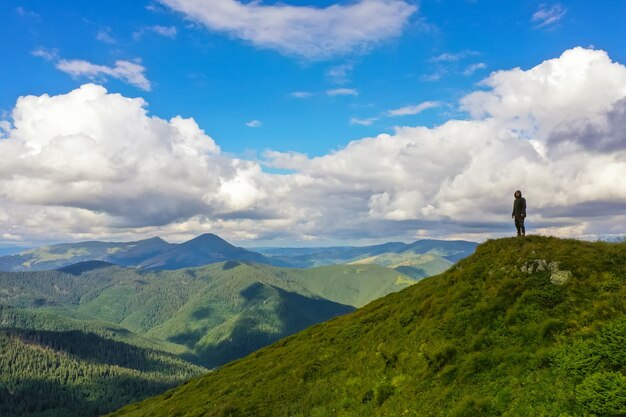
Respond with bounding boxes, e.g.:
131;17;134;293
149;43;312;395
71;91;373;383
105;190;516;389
111;236;626;417
0;307;206;417
1;260;414;416
0;261;413;369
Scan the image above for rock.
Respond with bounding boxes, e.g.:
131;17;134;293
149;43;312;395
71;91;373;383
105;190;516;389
520;265;528;273
548;261;559;272
550;270;572;285
536;260;547;271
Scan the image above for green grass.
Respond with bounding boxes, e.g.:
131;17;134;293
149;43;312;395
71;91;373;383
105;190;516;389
109;236;626;417
349;251;453;279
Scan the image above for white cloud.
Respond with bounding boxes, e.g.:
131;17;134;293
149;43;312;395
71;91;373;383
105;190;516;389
246;120;262;128
96;30;115;44
31;47;58;61
461;48;626;132
290;91;314;99
429;50;478;63
0;84;275;242
350;117;378;126
134;25;178;39
532;3;567;28
3;48;626;245
326;88;359;96
151;25;177;37
387;101;441;116
463;62;487;76
327;63;354;84
16;6;40;19
158;0;417;59
32;48;151;91
56;59;151;91
421;72;443;82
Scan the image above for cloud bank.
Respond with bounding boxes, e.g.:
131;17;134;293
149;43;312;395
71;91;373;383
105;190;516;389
2;47;626;244
159;0;417;59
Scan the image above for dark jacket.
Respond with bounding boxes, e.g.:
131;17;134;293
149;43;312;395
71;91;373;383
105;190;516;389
512;197;527;218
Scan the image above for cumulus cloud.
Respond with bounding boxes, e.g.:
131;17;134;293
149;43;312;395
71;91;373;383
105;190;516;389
2;47;626;245
56;59;151;91
0;84;276;242
158;0;417;59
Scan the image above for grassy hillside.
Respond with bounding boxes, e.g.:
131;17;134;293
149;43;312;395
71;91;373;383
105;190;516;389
111;236;626;417
278;264;416;307
349;252;453;280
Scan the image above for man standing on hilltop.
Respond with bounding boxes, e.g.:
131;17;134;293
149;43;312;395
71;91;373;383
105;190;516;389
512;190;527;237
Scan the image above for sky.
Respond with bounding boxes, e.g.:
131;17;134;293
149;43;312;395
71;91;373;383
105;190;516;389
1;0;626;247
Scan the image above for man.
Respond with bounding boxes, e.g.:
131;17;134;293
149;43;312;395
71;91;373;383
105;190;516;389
512;190;527;237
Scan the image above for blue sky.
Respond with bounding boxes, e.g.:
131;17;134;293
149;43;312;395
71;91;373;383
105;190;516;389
1;1;626;246
4;0;625;157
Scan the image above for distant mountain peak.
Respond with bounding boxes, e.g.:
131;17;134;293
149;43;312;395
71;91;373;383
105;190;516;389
188;233;229;243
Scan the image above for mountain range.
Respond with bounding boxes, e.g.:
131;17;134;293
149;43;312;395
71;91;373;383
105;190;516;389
109;236;626;417
0;234;282;272
0;234;477;278
0;232;478;416
0;257;415;416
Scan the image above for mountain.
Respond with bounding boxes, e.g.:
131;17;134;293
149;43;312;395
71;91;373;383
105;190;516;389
0;260;415;416
255;239;477;271
0;237;174;272
137;233;283;270
0;261;377;368
110;236;626;417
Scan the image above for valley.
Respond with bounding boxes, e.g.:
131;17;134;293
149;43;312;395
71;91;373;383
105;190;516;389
0;234;462;416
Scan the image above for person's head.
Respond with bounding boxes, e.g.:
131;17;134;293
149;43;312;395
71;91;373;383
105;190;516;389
514;190;522;198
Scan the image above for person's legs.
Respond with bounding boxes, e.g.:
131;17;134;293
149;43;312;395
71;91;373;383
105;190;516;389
515;217;522;236
520;218;525;236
